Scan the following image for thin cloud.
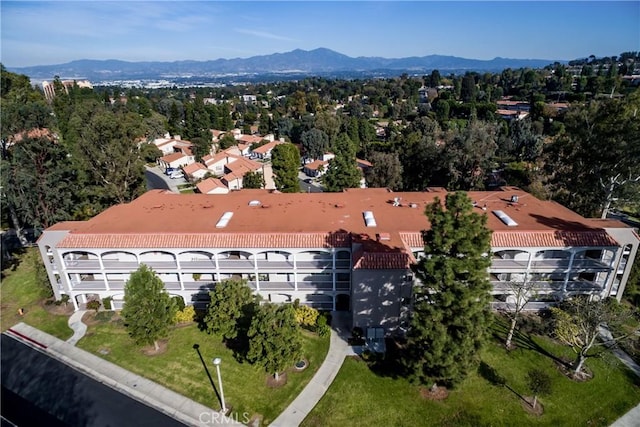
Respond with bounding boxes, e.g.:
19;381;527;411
234;28;297;42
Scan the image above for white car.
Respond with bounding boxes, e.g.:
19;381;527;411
169;172;184;179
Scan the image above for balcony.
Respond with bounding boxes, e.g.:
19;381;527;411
102;261;140;270
297;281;334;291
107;281;127;290
296;259;333;269
64;259;101;269
163;281;182;291
255;260;295;269
217;259;255;270
140;261;177;269
183;281;216;291
490;259;528;270
179;260;217;269
566;281;603;292
71;280;106;291
568;258;610;270
257;281;296;291
491;281;564;292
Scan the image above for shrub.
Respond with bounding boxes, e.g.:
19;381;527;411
174;305;196;324
316;313;328;327
102;296;113;310
295;305;319;327
172;295;186;312
317;324;330;337
60;294;70;306
86;299;101;312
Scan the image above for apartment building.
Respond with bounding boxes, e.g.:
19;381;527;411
37;187;639;332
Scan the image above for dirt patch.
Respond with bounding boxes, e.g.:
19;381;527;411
266;372;288;388
42;301;74;316
521;397;544;416
556;359;593;382
419;385;449;401
141;339;168;356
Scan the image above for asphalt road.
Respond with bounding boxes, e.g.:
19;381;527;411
145;165;187;193
1;334;187;427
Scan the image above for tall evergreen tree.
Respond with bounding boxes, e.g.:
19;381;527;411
404;191;493;387
247;303;302;380
271;143;300;193
323;133;361;192
122;264;177;351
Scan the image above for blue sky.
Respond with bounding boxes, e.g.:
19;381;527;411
1;1;639;67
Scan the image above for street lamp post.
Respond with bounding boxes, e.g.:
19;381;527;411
212;357;226;413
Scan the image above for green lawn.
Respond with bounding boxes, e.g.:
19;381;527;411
1;249;73;340
303;318;640;427
77;315;329;425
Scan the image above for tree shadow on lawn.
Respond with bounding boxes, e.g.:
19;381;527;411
365;337;411;380
490;318;569;369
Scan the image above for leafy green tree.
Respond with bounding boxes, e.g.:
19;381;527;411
121;264;176;351
271;143;301;193
218;133;236;150
443;120;498;190
509;118;543;161
247;303;302;380
526;369;552;409
545;93;640;218
139;143;163;163
404;191;493;387
76;109;148;207
191;136;211;162
323;133;361;192
242;170;264;189
364;151;403;190
1;136;78;230
301;128;329;160
204;278;257;342
551;296;637;377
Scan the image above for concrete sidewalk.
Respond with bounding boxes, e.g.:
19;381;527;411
6;323;243;426
270;312;351;427
601;326;640;427
66;309;87;346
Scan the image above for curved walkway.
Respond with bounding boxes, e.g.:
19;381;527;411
66;309;88;346
270;312;351;427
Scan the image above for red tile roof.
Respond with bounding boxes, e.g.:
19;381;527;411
196;178;227;194
58;232;351;249
183;162;208;175
49;188;633;265
252;140;283;154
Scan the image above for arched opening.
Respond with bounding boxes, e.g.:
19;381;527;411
336;294;350;311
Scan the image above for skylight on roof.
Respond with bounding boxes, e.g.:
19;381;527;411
363;211;377;227
493;210;518;227
248;200;261;206
216;211;234;228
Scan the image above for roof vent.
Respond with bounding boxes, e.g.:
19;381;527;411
377;233;391;241
248;200;261;206
510;195;519;203
493;210;518;227
216;211;234;228
363;211;377;227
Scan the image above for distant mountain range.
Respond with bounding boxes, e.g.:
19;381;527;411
7;48;562;83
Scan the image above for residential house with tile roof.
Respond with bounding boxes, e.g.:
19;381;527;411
37;187;639;333
196;178;229;195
